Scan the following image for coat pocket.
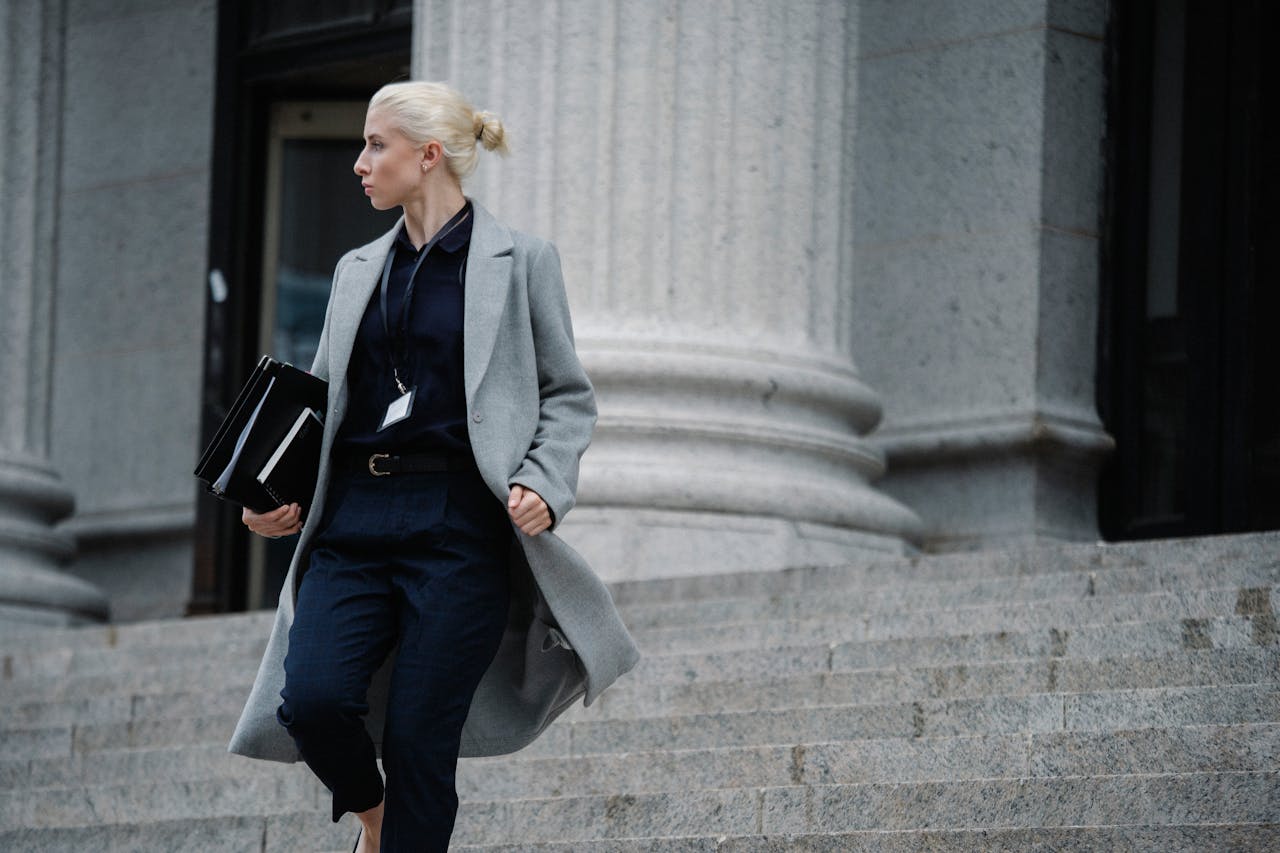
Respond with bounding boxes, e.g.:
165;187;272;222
539;622;573;652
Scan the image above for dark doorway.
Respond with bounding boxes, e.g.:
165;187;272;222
192;1;411;614
1098;0;1280;541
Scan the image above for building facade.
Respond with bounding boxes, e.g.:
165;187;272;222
1;0;1275;627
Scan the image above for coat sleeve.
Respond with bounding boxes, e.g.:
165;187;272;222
509;240;597;529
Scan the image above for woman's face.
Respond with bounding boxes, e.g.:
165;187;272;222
354;108;426;210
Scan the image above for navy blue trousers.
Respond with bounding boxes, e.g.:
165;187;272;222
277;465;511;852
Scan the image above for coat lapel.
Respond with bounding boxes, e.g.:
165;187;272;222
463;200;514;405
326;220;400;398
325;200;512;411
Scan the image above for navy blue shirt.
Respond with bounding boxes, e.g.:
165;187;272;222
336;203;473;455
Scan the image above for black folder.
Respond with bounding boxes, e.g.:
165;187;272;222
194;356;328;515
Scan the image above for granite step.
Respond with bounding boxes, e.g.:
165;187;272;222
5;584;1275;707
7;681;1271;766
3;765;1274;834
7;718;1277;803
5;814;1278;853
613;559;1280;622
5;641;1272;736
546;684;1280;758
604;531;1280;606
4;640;1275;746
5;553;1274;680
586;647;1278;720
617;582;1278;632
443;773;1280;845
454;824;1280;852
632;611;1269;657
3;533;1275;849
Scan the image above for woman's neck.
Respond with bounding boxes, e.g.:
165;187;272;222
400;183;467;250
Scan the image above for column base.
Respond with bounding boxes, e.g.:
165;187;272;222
0;455;109;627
873;409;1115;551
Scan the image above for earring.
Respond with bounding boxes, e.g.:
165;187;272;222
421;163;428;172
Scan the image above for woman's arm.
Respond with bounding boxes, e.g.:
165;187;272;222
242;252;350;540
508;240;597;532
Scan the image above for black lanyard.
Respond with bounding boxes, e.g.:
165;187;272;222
378;204;472;394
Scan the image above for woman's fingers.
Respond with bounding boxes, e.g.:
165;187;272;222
242;503;302;537
508;488;550;536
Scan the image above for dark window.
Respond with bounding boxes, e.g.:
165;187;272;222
1098;0;1279;540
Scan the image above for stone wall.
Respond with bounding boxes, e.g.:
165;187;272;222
850;0;1113;549
51;0;217;620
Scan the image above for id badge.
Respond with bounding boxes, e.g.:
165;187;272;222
378;387;416;431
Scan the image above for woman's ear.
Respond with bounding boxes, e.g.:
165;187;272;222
421;140;443;171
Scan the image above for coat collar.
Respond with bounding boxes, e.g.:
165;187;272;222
325;197;514;410
462;199;514;403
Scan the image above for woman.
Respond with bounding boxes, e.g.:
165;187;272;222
229;81;639;852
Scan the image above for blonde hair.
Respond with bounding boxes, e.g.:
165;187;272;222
368;81;509;182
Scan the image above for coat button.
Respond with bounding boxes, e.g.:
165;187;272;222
472;412;483;423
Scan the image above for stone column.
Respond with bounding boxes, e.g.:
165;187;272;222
0;0;109;627
414;0;921;580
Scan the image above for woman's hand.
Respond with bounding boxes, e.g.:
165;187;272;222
242;503;302;539
508;484;551;536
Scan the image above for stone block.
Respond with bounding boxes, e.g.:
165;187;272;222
61;2;215;193
1040;28;1107;233
858;0;1054;59
1030;723;1280;777
262;811;356;853
1064;685;1280;731
864;588;1242;641
804;772;1277;831
1047;0;1107;36
455;783;762;845
761;785;808;834
802;734;1029;784
852;227;1042;423
0;725;71;762
459;744;796;801
3;693;132;729
629;644;833;686
0;816;266;853
853;31;1046;246
61;536;196;623
71;713;239;753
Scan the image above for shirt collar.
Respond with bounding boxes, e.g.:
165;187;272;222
394;201;473;256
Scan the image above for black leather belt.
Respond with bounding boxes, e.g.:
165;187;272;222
340;452;477;477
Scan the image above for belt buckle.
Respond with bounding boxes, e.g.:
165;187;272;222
368;453;391;477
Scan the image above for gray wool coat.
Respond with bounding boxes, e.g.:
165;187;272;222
228;199;640;761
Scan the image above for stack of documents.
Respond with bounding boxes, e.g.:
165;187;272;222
194;356;328;515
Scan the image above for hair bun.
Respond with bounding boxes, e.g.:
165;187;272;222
472;110;508;154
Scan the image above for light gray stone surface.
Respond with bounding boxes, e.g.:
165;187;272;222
0;0;109;629
47;0;215;621
2;533;1278;846
608;531;1280;605
0;816;268;853
453;824;1280;852
414;0;921;581
850;0;1112;548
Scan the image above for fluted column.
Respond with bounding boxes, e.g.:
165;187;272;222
414;0;921;579
0;0;109;626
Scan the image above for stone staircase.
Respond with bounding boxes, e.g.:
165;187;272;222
1;533;1277;851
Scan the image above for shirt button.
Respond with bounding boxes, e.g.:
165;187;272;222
472;412;483;423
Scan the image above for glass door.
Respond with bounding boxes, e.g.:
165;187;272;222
248;101;399;609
